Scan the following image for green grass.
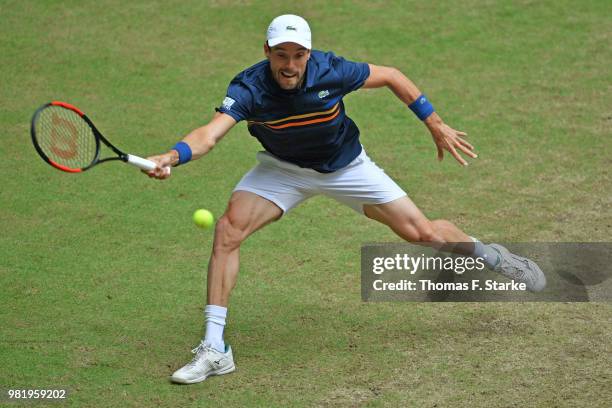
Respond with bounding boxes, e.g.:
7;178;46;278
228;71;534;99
1;0;611;406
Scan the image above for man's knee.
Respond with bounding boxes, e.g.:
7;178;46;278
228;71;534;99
412;221;444;243
213;212;248;252
393;218;446;243
430;219;456;235
365;198;444;243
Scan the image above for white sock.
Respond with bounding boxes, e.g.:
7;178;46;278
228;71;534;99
204;304;227;353
470;237;501;269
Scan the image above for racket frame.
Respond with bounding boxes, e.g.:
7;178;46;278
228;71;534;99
31;101;154;173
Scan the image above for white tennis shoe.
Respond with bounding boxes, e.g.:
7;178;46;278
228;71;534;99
170;341;235;384
489;244;546;292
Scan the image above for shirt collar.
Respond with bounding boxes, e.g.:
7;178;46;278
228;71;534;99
303;56;316;89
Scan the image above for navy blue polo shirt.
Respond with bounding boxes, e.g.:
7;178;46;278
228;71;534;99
216;50;370;173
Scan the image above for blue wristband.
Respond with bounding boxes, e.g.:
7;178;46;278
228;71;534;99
172;141;192;165
408;94;435;121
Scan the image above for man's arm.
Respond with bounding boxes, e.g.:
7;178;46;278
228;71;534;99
145;112;237;179
363;64;477;166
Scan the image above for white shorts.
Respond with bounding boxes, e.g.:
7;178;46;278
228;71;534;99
234;149;407;214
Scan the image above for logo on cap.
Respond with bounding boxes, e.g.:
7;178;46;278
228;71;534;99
286;25;297;31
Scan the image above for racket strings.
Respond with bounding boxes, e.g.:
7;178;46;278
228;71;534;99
34;106;97;170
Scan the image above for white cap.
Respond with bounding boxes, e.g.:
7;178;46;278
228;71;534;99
266;14;311;50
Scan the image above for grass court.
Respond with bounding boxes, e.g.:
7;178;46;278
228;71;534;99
1;1;610;406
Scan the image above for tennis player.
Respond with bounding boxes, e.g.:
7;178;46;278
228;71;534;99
145;15;546;384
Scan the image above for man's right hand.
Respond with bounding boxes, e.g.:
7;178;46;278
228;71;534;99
143;150;178;180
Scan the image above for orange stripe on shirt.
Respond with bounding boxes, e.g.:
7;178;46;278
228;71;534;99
264;108;341;130
250;103;339;126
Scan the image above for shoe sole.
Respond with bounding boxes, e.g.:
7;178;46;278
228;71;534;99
170;364;236;384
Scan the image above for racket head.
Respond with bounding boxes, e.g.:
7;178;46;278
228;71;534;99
30;101;101;173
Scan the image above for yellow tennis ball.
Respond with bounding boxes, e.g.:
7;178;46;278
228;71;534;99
193;209;214;229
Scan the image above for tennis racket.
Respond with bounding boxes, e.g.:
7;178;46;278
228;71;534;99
30;101;170;174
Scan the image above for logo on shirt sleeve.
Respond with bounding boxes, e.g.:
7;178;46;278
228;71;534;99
222;97;236;110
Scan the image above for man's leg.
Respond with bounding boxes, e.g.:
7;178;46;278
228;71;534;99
171;191;283;384
363;196;474;253
207;190;283;307
363;197;546;291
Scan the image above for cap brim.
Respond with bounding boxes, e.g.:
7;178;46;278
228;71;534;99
267;36;311;49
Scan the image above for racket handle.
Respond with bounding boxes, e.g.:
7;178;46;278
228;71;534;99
126;154;171;175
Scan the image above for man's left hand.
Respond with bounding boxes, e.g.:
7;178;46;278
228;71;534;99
425;113;477;166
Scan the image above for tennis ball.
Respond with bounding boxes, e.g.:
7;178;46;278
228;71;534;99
193;209;214;229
